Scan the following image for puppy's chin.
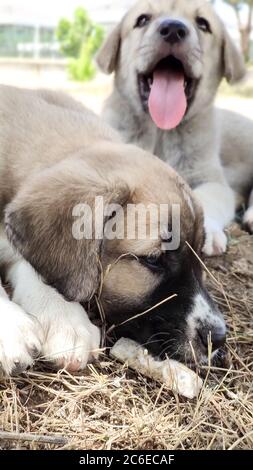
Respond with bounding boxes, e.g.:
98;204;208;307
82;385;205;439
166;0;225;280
156;340;227;371
175;341;221;367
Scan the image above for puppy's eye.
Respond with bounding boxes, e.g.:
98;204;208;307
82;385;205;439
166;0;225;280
140;254;162;271
196;16;212;34
135;14;151;29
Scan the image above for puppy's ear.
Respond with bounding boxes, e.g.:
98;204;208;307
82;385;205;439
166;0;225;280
96;23;122;74
5;161;130;302
223;29;246;83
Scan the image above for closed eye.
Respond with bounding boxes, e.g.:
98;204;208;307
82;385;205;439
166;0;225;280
139;251;182;277
139;254;163;272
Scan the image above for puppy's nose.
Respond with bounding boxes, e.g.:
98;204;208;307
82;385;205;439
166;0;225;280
159;20;189;44
198;326;226;352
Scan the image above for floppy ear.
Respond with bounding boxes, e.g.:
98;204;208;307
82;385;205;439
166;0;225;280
5;160;130;303
96;23;122;74
223;29;246;83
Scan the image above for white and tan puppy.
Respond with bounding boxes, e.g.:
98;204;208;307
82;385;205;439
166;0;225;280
0;86;226;376
97;0;253;255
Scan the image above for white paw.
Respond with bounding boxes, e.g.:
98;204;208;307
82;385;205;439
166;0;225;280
0;297;43;376
243;207;253;234
40;301;101;372
10;260;101;372
203;219;227;257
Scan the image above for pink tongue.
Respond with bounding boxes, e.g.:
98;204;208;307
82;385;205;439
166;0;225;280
148;69;187;130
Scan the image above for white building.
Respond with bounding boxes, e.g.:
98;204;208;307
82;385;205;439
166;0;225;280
0;0;134;28
0;0;252;57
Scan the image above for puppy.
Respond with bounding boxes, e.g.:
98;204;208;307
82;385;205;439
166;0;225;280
0;85;226;375
97;0;253;256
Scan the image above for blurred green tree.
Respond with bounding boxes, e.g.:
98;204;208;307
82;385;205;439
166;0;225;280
223;0;253;61
56;7;104;81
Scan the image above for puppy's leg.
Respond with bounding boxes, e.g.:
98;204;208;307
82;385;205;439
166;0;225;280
194;182;235;256
243;189;253;234
7;257;101;372
0;250;43;376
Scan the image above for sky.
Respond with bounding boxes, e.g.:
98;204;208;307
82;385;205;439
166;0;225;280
0;0;134;25
0;0;250;39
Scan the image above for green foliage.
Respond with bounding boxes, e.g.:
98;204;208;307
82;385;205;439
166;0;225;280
223;0;243;9
223;0;253;8
56;7;104;81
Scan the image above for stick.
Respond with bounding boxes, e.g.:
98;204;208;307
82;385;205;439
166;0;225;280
110;338;203;399
0;430;67;445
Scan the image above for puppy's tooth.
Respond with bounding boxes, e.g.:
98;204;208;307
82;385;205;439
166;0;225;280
148;77;152;88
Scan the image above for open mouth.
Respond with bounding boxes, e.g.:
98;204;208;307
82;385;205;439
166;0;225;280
138;55;199;130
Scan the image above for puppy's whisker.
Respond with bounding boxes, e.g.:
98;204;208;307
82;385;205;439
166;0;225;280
161;338;177;347
149;332;169;339
159;341;183;360
138;45;153;52
159;340;178;358
159;345;181;361
139;338;164;349
146;330;174;341
190;53;203;65
107;294;177;334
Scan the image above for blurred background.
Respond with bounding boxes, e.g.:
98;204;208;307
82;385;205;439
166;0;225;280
0;0;252;116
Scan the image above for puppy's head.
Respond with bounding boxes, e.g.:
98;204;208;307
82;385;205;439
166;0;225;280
5;142;226;364
97;0;245;129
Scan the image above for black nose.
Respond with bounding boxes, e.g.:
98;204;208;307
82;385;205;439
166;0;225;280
198;327;226;352
159;20;189;44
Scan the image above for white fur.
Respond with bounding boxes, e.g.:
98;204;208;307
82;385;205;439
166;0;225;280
202;216;228;257
7;259;101;371
0;230;101;374
194;183;235;256
183;189;195;218
187;293;226;362
0;279;43;375
187;294;226;334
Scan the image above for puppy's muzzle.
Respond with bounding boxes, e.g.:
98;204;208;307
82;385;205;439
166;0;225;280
159;19;189;45
187;292;227;361
197;324;226;354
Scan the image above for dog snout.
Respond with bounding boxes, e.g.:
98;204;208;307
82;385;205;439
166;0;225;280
197;325;226;353
186;292;227;358
158;19;189;44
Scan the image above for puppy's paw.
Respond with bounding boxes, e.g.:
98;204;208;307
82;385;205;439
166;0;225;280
41;302;101;372
0;298;43;376
203;219;227;257
243;207;253;234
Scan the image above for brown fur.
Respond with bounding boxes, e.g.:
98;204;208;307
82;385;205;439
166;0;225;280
0;85;203;309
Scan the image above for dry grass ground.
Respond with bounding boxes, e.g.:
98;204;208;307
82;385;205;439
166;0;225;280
0;225;252;451
0;65;252;451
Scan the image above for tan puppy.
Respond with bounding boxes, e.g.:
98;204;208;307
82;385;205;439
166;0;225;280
97;0;253;255
0;85;226;375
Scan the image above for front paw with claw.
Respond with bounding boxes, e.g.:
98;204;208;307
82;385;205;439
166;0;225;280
0;298;43;376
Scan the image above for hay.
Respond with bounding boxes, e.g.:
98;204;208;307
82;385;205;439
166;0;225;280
0;225;252;450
